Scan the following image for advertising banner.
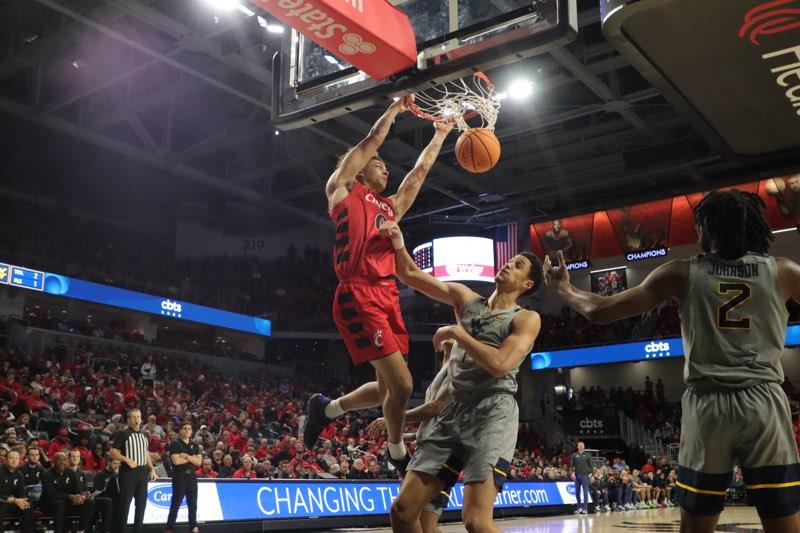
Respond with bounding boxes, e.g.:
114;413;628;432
563;413;620;437
133;479;582;524
531;324;800;370
0;261;271;336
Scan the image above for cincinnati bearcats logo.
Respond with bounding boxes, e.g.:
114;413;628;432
739;0;800;45
373;330;383;348
375;214;388;231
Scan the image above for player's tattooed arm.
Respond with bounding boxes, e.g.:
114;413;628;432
544;250;687;324
434;311;541;378
325;96;410;209
391;121;455;221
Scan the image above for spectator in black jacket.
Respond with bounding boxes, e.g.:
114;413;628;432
93;458;121;521
217;455;235;478
39;452;95;533
0;450;34;533
68;450;112;533
20;447;44;486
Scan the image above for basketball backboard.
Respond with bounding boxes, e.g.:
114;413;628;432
271;0;577;129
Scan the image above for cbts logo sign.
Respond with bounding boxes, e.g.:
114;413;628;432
579;418;604;429
161;299;183;317
578;418;605;434
738;0;800;117
566;484;576;495
644;341;671;358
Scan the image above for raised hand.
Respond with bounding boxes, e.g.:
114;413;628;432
543;250;570;289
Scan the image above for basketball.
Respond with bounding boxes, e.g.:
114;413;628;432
455;128;501;173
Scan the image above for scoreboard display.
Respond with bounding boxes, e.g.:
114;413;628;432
0;263;44;291
411;236;495;283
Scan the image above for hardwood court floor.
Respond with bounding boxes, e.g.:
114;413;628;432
338;506;764;532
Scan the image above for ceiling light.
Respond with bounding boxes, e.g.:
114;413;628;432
204;0;238;11
266;23;284;34
236;4;255;16
507;79;534;100
324;55;339;65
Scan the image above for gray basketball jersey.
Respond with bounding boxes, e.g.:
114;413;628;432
416;363;450;442
448;297;528;397
679;253;788;390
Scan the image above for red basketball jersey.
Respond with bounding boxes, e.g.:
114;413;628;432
330;180;397;280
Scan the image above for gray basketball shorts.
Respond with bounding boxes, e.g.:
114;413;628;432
675;381;800;519
409;392;517;487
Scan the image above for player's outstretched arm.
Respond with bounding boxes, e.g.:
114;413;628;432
776;256;800;303
379;220;478;310
366;378;453;436
325;96;410;209
544;250;687;324
433;311;541;378
391;121;455;221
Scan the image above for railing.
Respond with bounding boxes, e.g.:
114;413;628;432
618;411;672;461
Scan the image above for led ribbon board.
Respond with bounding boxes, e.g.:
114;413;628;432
532;325;800;370
0;261;271;336
136;479;584;524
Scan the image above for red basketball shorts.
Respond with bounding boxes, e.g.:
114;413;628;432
333;278;409;365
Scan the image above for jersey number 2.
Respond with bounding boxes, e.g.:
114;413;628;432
717;282;751;329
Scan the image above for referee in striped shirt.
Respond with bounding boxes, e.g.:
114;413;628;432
110;409;157;532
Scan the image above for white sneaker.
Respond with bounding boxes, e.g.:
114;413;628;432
574;508;582;514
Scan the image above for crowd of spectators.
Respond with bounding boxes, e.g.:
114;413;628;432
0;342;576;486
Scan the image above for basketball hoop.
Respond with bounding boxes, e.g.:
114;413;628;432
407;72;500;133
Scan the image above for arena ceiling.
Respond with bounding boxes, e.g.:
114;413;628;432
0;0;796;236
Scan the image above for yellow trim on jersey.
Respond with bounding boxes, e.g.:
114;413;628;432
493;468;507;477
745;481;800;490
440;491;449;497
675;481;727;496
442;463;459;475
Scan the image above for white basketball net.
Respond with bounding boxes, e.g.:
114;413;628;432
408;72;500;133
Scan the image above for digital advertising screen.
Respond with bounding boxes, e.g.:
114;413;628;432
532;324;800;370
412;237;495;283
135;479;582;525
0;261;271;336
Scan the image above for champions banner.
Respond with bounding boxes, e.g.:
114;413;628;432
133;479;583;524
530;177;800;265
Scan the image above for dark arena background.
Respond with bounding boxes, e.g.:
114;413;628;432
0;0;799;531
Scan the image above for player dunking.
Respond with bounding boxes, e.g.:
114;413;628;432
380;220;542;533
545;190;800;533
304;96;454;473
